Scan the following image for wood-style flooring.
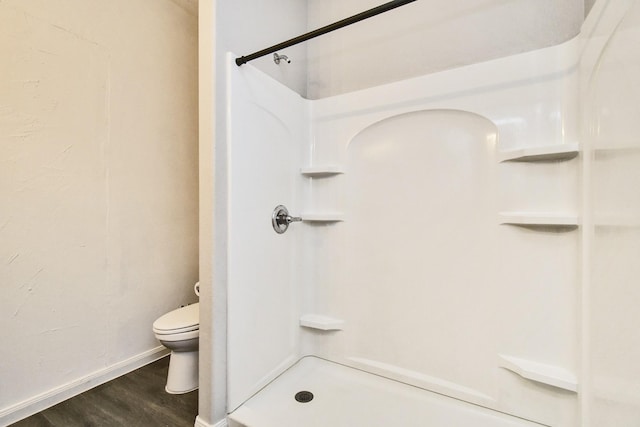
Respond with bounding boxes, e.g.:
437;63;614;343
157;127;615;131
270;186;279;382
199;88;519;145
11;356;198;427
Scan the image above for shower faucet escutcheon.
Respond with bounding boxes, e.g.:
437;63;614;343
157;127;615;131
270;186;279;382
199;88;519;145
272;205;301;234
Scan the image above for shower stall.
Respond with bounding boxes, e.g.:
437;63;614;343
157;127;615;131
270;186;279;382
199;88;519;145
198;0;640;425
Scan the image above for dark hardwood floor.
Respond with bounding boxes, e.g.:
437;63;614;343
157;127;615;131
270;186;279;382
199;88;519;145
11;356;198;427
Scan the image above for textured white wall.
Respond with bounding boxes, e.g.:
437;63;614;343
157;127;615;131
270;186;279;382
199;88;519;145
0;0;198;419
197;1;218;426
306;0;584;99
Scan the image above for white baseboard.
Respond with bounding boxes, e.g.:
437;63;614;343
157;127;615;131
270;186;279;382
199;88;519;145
0;346;169;426
195;415;228;427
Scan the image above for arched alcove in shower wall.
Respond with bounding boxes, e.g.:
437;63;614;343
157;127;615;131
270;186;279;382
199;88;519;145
341;109;500;395
340;109;500;395
312;108;579;424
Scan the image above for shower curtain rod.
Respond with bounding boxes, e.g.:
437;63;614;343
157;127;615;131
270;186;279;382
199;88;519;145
235;0;417;66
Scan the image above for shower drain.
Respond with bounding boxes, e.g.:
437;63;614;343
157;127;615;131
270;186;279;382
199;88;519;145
294;391;314;403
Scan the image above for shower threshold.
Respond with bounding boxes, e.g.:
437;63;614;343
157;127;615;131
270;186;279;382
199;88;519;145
227;356;544;427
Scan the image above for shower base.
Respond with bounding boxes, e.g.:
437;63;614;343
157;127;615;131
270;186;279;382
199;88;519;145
227;356;543;427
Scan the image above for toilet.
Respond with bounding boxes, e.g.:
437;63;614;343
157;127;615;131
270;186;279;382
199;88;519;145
153;302;199;394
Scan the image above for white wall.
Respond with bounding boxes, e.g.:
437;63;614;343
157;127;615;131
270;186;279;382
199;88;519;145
225;58;307;412
197;1;309;425
585;0;598;16
197;1;218;427
581;0;640;424
0;0;198;423
306;0;585;99
218;0;308;96
298;41;580;426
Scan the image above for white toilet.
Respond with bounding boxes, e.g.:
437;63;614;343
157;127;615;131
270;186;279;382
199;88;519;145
153;302;199;394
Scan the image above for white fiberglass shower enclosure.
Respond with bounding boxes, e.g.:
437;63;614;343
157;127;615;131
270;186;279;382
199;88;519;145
200;1;640;426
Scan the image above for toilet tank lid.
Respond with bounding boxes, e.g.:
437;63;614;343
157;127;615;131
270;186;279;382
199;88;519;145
153;303;199;332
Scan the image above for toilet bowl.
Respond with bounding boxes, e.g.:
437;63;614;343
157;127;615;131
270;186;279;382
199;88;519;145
153;302;199;394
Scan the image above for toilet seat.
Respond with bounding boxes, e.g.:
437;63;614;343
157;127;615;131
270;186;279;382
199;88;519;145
153;303;199;335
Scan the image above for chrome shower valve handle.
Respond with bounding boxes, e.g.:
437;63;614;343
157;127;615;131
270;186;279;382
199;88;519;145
272;205;301;234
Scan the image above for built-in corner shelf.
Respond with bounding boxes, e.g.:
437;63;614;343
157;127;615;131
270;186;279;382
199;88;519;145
301;212;344;222
300;165;344;177
498;143;579;162
300;314;344;331
499;212;579;227
498;354;577;392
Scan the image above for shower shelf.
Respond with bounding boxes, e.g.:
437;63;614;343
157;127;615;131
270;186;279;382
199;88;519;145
301;213;344;222
300;314;344;331
300;165;345;177
498;143;579;162
499;212;579;227
498;354;577;392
